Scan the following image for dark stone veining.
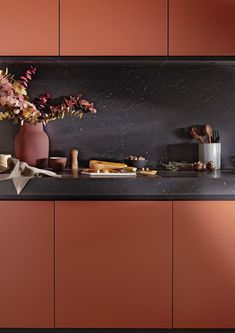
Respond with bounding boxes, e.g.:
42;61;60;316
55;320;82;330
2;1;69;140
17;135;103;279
0;60;235;168
1;171;235;200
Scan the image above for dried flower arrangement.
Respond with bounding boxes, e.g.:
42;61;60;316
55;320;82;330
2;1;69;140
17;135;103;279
0;66;96;125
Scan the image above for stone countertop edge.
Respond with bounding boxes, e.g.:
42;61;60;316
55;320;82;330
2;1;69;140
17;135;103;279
1;171;235;200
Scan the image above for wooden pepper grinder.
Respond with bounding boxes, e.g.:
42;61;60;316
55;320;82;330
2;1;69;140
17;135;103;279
70;149;79;176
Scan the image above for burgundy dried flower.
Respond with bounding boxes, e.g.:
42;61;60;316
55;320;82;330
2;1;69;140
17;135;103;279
20;66;36;88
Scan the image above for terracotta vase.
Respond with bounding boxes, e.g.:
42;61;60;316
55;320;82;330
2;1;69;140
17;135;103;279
15;123;49;167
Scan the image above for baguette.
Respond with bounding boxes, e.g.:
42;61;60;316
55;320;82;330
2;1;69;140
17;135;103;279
89;160;127;171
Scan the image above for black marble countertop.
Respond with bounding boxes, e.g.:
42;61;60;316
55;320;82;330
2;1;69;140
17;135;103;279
1;170;235;200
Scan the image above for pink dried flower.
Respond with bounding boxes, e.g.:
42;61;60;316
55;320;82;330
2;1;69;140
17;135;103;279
0;67;97;125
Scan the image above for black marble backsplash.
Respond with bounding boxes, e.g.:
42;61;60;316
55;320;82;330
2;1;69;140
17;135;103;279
0;59;235;168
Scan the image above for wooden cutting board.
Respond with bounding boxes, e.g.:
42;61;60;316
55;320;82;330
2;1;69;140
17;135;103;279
81;171;136;177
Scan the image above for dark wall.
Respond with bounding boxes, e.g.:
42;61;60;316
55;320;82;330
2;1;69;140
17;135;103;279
0;60;235;168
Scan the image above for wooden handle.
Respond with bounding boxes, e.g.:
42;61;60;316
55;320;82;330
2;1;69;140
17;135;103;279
70;149;78;170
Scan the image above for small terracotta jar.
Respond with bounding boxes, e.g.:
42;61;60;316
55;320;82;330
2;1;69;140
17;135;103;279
15;122;49;167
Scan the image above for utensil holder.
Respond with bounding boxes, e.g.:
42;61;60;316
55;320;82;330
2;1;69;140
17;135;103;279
199;143;221;169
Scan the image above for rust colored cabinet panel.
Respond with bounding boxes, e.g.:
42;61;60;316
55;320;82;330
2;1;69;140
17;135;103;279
0;0;58;55
173;201;235;328
55;201;172;328
169;0;235;55
0;201;54;328
60;0;167;56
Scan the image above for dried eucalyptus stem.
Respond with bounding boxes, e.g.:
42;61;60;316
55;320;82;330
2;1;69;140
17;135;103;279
161;161;193;171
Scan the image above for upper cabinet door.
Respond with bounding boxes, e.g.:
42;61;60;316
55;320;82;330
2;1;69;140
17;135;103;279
55;201;172;328
174;201;235;328
60;0;167;56
0;0;58;56
0;201;54;328
169;0;235;56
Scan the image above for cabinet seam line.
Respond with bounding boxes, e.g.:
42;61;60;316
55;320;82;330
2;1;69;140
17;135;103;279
167;0;170;56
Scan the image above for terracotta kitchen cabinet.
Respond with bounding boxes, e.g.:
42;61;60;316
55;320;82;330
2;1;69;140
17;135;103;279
55;201;172;328
60;0;167;55
169;0;235;55
0;0;58;55
173;201;235;328
0;201;54;328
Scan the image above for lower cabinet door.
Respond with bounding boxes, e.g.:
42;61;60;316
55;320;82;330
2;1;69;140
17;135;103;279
173;201;235;328
0;201;54;328
55;201;172;328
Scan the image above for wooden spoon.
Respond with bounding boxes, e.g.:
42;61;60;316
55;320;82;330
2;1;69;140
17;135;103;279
204;124;213;143
190;127;204;143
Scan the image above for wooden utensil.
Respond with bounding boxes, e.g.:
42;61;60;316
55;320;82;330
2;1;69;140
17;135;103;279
190;127;204;143
204;124;213;143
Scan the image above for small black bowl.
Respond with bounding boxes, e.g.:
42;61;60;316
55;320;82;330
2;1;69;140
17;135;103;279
124;159;148;169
